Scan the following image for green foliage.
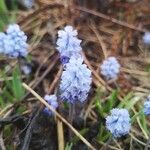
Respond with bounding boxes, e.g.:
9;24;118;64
0;66;25;107
12;67;25;100
65;143;73;150
0;0;8;30
0;0;17;31
95;88;118;118
145;64;150;72
71;128;89;144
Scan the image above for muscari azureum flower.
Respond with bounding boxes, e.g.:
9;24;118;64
43;95;58;115
106;108;131;138
59;56;92;103
143;32;150;45
0;24;28;58
100;57;120;80
56;25;82;64
21;0;34;9
143;96;150;115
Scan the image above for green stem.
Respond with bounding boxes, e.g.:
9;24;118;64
131;109;144;124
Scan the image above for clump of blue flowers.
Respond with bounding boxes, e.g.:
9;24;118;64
143;32;150;45
100;57;120;80
0;24;28;58
106;108;131;138
56;25;82;64
59;56;92;103
143;96;150;115
43;95;58;115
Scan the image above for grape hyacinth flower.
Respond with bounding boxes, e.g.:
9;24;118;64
6;24;28;57
0;24;28;58
43;95;58;115
143;32;150;45
100;57;120;80
56;25;82;64
106;108;131;138
21;0;34;9
143;96;150;115
59;56;92;103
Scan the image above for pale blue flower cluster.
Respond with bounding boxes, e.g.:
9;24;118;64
43;95;58;115
143;96;150;115
106;108;131;138
22;0;34;9
0;24;28;58
59;56;92;103
100;57;120;80
143;32;150;45
56;25;82;64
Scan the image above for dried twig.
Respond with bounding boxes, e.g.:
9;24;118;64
22;83;96;150
145;135;150;150
48;65;63;94
21;54;59;101
57;119;64;150
0;108;14;150
21;107;42;150
90;22;108;58
0;132;6;150
75;6;146;33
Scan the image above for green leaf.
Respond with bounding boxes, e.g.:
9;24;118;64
12;67;25;100
0;0;8;12
94;89;104;117
0;96;5;108
125;96;140;110
106;90;118;112
65;143;73;150
118;92;133;108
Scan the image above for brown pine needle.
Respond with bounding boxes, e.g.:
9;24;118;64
90;23;108;59
75;6;146;33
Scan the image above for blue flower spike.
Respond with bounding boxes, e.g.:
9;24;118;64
144;96;150;115
100;57;120;80
43;95;58;115
59;56;92;103
56;25;82;64
106;108;131;138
